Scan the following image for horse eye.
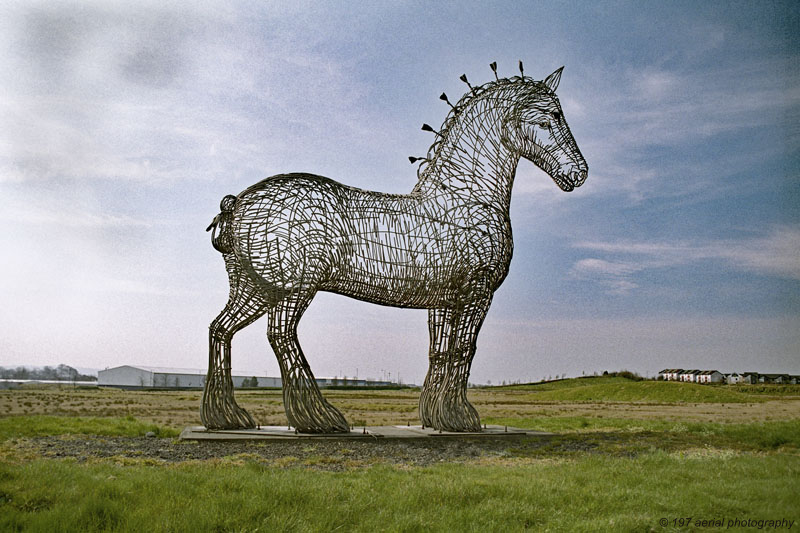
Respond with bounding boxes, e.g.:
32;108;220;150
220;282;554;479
539;121;550;129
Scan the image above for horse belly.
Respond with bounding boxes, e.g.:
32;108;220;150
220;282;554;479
325;260;457;308
325;224;462;308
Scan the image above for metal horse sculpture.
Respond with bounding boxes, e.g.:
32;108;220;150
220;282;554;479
202;63;587;433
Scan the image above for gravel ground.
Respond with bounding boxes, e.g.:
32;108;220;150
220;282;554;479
17;434;604;470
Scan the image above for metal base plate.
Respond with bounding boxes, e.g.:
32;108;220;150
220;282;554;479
179;424;550;441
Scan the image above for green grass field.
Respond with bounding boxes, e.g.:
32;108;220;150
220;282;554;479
1;378;798;531
2;453;797;532
0;415;179;441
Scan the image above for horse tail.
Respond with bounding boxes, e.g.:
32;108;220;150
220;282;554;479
206;194;237;254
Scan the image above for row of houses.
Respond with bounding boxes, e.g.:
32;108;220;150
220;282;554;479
658;369;799;384
97;365;395;389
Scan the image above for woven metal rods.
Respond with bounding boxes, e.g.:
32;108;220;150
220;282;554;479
202;64;588;433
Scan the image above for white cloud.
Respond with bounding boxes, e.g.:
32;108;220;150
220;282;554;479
79;277;168;295
7;207;151;228
0;189;153;227
571;56;800;202
635;70;681;100
569;258;643;294
709;226;800;280
0;2;384;186
571;258;642;277
572;225;800;293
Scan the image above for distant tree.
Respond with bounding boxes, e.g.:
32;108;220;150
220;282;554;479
609;370;644;381
0;365;95;381
240;376;259;388
57;364;78;381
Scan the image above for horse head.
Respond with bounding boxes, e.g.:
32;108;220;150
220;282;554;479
501;67;588;192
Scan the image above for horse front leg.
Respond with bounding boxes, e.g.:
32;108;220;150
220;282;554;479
419;307;455;428
420;297;492;432
267;292;349;433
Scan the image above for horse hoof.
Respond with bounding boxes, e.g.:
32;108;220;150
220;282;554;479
202;400;256;430
290;402;350;434
419;391;481;432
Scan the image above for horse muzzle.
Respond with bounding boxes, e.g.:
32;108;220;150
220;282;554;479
570;167;588;189
552;166;587;192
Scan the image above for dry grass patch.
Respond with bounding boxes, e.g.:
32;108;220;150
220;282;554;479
2;381;799;432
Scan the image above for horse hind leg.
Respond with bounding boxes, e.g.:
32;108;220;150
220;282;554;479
267;291;349;433
201;273;268;430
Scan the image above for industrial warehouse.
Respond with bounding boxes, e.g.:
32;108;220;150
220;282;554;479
97;365;393;390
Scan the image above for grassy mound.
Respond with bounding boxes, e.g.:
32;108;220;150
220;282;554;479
502;377;761;403
503;376;633;392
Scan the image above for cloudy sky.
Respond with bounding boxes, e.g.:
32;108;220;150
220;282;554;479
1;1;798;384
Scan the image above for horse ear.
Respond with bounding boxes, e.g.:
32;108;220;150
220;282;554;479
544;66;564;92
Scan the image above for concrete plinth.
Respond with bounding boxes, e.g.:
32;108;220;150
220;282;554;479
179;424;550;441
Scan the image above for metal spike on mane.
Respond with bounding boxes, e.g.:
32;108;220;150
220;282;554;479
439;92;455;109
490;61;498;81
459;73;475;94
519;60;524;77
421;123;439;135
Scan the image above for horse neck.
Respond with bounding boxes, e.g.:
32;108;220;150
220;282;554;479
413;100;520;210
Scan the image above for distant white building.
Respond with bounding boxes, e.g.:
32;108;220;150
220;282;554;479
696;370;724;384
658;369;683;381
758;373;791;384
657;369;797;386
726;372;743;384
679;370;700;382
740;372;759;384
98;365;281;389
98;365;397;389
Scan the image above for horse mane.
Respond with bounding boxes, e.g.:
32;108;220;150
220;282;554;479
416;75;548;175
